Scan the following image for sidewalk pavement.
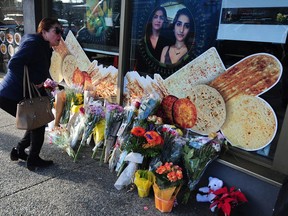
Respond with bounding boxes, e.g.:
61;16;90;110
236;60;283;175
0;109;212;216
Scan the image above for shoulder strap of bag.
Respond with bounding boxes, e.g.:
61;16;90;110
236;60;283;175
23;66;32;99
23;66;42;99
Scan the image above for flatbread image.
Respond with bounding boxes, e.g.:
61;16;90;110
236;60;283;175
184;85;226;135
209;53;282;102
62;54;78;86
50;51;63;82
164;47;226;98
52;37;69;59
65;31;91;71
221;95;277;151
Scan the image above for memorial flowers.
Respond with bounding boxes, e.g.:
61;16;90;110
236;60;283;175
74;100;105;162
152;162;184;213
101;103;124;163
47;127;75;158
210;186;248;216
182;132;225;203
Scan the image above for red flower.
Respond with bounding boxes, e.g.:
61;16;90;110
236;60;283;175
210;186;248;216
131;126;146;137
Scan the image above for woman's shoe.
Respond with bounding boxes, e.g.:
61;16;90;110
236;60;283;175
10;147;28;161
27;156;53;171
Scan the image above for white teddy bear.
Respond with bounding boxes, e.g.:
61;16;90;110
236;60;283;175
196;177;224;212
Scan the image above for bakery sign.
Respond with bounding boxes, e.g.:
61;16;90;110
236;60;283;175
124;47;282;152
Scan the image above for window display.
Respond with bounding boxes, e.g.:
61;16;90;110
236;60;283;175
52;0;121;55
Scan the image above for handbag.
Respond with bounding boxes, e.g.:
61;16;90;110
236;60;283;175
16;66;55;130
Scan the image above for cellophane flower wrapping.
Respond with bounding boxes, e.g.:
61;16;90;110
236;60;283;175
158;124;185;164
91;119;105;159
152;162;183;212
47;127;75;158
69;110;86;149
114;152;143;190
101;102;124;163
134;170;154;198
182;132;225;204
108;102;139;171
74;99;105;162
133;93;161;128
60;85;83;125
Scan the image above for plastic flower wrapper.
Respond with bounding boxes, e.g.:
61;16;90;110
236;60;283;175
101;102;124;164
47;127;75;158
210;186;248;216
116;101;140;140
114;152;144;190
60;85;83;125
158;124;185;164
74;100;105;162
152;162;183;213
70;93;84;115
69;110;86;149
134;170;154;198
91;119;105;159
133;93;161;128
182;132;225;204
108;102;140;168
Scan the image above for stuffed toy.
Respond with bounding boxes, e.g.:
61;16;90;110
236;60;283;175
196;176;224;212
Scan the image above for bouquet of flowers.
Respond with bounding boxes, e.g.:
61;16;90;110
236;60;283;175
154;162;183;189
133;93;161;128
44;78;59;98
152;162;183;213
108;102;140;170
101;102;124;164
74;100;105;162
120;126;163;169
210;186;248;216
182;132;225;204
158;124;185;164
47;127;75;158
60;85;83;125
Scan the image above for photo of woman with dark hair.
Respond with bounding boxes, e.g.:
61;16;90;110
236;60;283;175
145;6;169;61
160;7;193;65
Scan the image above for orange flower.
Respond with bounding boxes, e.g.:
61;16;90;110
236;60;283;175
131;126;146;137
167;171;178;182
176;170;183;180
164;162;173;171
144;131;163;145
156;165;167;175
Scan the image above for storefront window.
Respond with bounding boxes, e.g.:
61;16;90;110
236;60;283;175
0;0;24;73
127;0;288;171
52;0;121;59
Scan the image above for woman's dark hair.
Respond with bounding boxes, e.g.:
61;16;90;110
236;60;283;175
37;17;61;34
172;8;194;49
146;6;167;36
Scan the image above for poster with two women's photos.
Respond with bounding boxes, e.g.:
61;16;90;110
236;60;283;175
132;0;222;78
